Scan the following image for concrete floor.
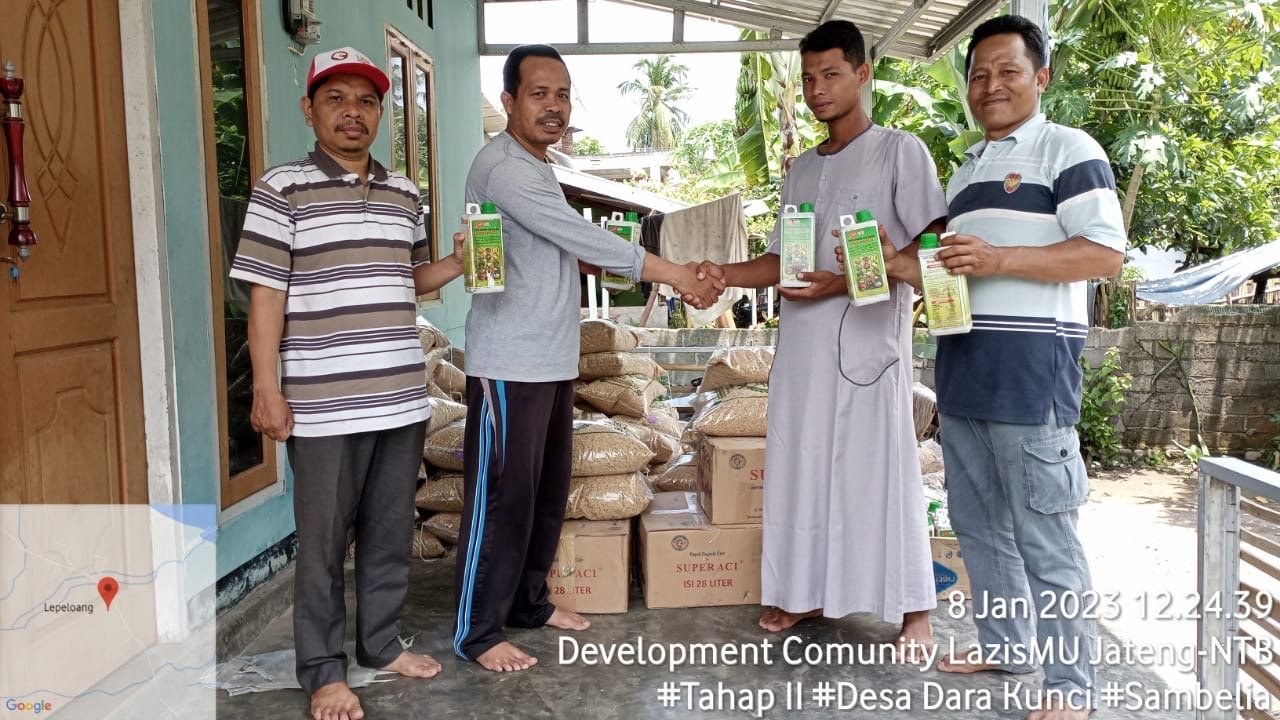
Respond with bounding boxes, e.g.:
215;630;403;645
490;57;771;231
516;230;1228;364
214;472;1229;720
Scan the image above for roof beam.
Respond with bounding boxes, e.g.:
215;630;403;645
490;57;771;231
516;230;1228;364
820;0;842;23
927;0;1006;60
481;39;800;56
617;0;813;37
578;0;589;44
872;0;938;60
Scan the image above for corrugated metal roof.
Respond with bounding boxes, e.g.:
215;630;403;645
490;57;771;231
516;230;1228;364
481;0;1007;61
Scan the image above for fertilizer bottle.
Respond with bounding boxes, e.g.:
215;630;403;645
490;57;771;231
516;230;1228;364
602;211;641;291
918;232;972;335
778;203;816;288
839;209;890;306
463;202;505;294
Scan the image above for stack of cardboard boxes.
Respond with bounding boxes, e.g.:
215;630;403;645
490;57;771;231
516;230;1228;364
638;437;766;609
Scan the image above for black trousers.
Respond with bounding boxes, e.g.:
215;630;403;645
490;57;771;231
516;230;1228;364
287;421;426;694
452;376;575;660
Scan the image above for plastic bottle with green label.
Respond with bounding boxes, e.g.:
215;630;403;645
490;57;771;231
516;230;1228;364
927;501;942;536
463;202;505;294
778;203;816;288
602;211;640;291
918;232;972;335
839;209;890;306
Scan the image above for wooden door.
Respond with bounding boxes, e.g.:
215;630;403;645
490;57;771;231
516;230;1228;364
0;0;148;503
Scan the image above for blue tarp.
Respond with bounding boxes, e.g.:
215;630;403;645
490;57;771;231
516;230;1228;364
1135;240;1280;307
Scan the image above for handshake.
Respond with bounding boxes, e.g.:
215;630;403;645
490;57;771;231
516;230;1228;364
671;260;728;311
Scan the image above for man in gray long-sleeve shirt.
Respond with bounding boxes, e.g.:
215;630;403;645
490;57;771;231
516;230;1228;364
452;44;721;672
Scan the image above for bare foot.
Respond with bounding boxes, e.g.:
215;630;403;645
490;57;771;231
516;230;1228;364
546;606;591;631
383;650;442;679
758;607;821;633
1026;699;1093;719
310;682;363;720
475;641;538;672
938;647;1002;674
894;610;935;663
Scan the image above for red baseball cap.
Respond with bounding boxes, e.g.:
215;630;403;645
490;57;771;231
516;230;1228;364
306;47;391;98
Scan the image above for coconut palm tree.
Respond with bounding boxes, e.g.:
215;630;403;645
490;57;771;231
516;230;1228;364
618;56;692;151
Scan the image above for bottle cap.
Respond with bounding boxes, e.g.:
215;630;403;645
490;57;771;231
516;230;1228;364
625;211;639;222
855;209;874;223
920;233;939;249
799;202;814;212
481;202;497;214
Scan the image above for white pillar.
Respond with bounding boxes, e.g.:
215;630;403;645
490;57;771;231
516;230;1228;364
1010;0;1049;34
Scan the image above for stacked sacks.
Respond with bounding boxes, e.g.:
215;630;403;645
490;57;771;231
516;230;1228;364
417;316;466;402
418;405;467;556
566;419;655;520
687;347;773;440
576;318;687;477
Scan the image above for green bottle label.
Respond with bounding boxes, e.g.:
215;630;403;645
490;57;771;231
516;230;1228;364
920;251;970;330
602;223;635;289
843;224;888;300
779;216;815;284
466;217;505;291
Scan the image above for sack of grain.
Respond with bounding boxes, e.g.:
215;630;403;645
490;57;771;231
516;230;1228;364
426;397;467;435
446;346;465;372
918;438;944;475
412;526;446;559
578;351;664;381
572;420;655;476
650;452;699;492
435;360;466;397
565;472;652;520
689;383;769;437
414;473;465;512
912;382;937;440
650;400;679;422
612;416;682;463
416;317;450;354
701;347;774;392
573;407;609;422
423;512;462;544
580;319;639;355
423;346;450;377
577;374;663;418
424;420;466;471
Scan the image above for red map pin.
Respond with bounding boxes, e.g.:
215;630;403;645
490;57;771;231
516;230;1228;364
98;577;119;610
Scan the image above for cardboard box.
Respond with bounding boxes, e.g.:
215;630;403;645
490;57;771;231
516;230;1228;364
639;492;762;609
697;437;765;525
931;535;970;599
547;520;631;614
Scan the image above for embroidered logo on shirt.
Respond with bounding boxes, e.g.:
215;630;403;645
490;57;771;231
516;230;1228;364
1003;172;1022;194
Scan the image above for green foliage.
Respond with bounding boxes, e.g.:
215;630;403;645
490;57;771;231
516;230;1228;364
619;56;692;151
1268;412;1280;469
1045;0;1280;262
211;45;250;200
872;51;983;184
1078;347;1132;466
574;135;604;155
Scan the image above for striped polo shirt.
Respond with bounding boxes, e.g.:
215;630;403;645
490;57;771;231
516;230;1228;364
936;114;1126;426
229;144;432;437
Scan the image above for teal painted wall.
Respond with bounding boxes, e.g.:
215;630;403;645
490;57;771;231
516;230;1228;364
152;0;220;510
152;0;480;580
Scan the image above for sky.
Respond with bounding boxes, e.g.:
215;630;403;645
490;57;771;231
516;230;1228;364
480;0;744;153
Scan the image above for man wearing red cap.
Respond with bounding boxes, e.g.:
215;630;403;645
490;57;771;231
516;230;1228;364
230;46;460;720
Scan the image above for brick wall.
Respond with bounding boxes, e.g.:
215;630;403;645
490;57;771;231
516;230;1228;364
913;306;1280;452
1083;306;1280;452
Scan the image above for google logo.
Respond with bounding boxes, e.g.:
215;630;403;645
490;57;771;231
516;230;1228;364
4;699;53;714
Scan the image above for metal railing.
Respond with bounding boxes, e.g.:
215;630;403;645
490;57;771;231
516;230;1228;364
1196;456;1280;720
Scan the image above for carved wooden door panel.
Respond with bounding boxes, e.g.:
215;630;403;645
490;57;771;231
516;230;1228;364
0;0;148;503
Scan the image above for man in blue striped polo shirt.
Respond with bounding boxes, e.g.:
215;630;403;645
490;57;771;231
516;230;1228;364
871;15;1125;720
